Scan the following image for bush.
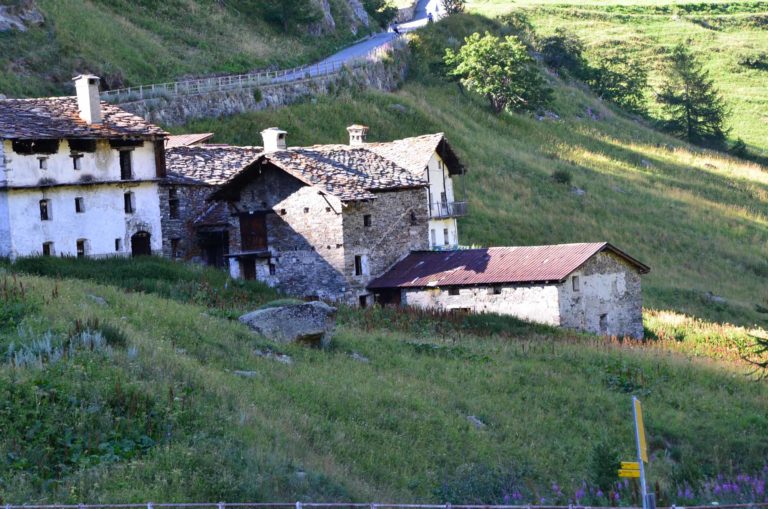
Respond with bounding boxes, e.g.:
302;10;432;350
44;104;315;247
539;28;589;79
253;87;263;103
589;441;621;492
552;169;572;185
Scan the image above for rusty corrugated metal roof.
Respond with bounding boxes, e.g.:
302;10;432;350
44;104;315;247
368;243;650;289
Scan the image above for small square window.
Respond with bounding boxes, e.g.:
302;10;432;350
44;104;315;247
363;214;372;227
491;286;502;295
304;207;309;213
326;207;331;213
75;197;85;213
71;154;83;170
572;275;580;292
448;288;460;296
115;238;122;252
42;242;53;256
38;157;48;170
280;209;287;216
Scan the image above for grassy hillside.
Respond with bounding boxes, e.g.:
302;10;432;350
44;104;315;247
1;256;767;504
0;0;376;98
175;14;768;330
466;0;768;154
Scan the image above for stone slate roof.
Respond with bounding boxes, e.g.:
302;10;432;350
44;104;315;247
172;144;427;201
166;145;264;185
0;97;167;140
367;133;464;176
368;243;650;289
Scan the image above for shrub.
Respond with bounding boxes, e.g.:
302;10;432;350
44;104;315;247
253;87;263;103
552;169;572;185
589;441;621;492
539;28;589;79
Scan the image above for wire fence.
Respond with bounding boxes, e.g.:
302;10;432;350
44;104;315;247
101;36;406;105
5;503;768;509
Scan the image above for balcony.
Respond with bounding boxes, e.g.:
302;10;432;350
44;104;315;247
429;201;468;219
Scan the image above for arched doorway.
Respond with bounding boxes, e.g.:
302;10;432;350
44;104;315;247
131;231;152;257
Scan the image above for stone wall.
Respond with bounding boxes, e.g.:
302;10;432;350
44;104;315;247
117;54;408;127
158;182;213;259
402;284;562;325
558;251;644;339
395;1;418;23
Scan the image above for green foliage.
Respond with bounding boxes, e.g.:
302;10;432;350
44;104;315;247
588;52;649;114
435;462;528;504
728;137;748;158
445;31;552;113
589;441;621;492
441;0;466;15
539;28;589;79
258;0;322;32
253;88;263;103
657;44;730;145
364;0;398;28
551;168;573;185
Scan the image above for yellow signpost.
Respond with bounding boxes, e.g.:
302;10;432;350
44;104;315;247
634;398;648;463
632;396;653;509
618;462;641;478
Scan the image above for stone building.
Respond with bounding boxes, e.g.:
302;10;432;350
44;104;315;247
368;242;650;338
0;75;167;259
167;128;429;305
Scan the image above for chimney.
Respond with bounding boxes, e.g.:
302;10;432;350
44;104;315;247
73;75;102;124
346;124;369;146
261;127;287;152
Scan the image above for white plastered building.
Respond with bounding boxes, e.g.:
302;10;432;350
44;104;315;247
0;75;168;259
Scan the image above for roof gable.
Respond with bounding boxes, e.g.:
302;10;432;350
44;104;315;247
368;243;650;289
367;133;464;177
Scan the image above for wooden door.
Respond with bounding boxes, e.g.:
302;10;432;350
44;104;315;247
239;213;267;251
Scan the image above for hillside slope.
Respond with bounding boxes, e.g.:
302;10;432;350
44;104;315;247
1;257;767;503
0;0;378;98
177;15;768;329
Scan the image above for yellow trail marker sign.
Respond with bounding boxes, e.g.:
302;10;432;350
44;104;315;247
621;462;640;470
619;469;641;478
634;398;648;463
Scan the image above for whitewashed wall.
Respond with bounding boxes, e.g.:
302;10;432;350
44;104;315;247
425;152;459;248
4;183;162;258
2;139;157;187
402;284;562;325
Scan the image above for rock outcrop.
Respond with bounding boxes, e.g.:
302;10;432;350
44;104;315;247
309;0;370;36
0;1;43;32
240;301;337;348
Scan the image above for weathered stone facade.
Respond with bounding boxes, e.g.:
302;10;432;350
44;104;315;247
221;164;427;304
399;251;644;338
158;182;213;260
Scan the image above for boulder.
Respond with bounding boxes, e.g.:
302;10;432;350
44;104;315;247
240;301;336;347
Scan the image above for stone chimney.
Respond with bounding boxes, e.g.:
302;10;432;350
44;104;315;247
261;127;287;152
73;75;102;125
347;124;369;146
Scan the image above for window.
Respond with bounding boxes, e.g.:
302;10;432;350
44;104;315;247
124;192;134;214
279;209;287;216
430;229;436;246
268;263;276;275
410;210;418;225
39;199;51;221
443;228;450;246
74;197;85;213
358;295;368;308
363;214;372;227
303;207;309;213
119;150;133;180
491;286;502;295
168;188;180;219
171;238;181;259
76;239;87;258
354;255;363;276
326;207;331;213
115;238;122;252
42;242;53;256
38;157;48;170
448;288;460;296
71;154;83;170
572;275;580;292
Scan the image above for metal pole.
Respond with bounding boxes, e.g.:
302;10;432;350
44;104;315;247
632;396;648;509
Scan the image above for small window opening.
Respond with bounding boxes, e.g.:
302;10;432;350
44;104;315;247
71;154;83;170
430;229;436;246
76;239;87;258
268;263;276;275
304;207;309;213
168;188;180;219
410;210;418;225
75;197;85;213
572;275;580;292
171;238;181;259
359;295;368;308
491;286;502;295
39;199;51;221
124;192;134;214
326;207;331;213
42;242;53;256
38;157;48;170
448;288;460;296
354;255;363;276
363;214;372;227
119;150;133;180
115;238;122;252
280;209;287;216
443;228;450;246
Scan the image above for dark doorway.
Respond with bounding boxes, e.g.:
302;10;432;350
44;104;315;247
599;313;609;335
240;258;256;280
240;213;267;251
131;231;152;257
374;289;402;306
199;230;229;268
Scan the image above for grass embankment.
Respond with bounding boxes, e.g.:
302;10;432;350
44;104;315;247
1;257;767;504
176;14;768;330
0;0;375;98
466;0;768;154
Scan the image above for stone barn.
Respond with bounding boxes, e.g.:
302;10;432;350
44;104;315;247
368;242;650;338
